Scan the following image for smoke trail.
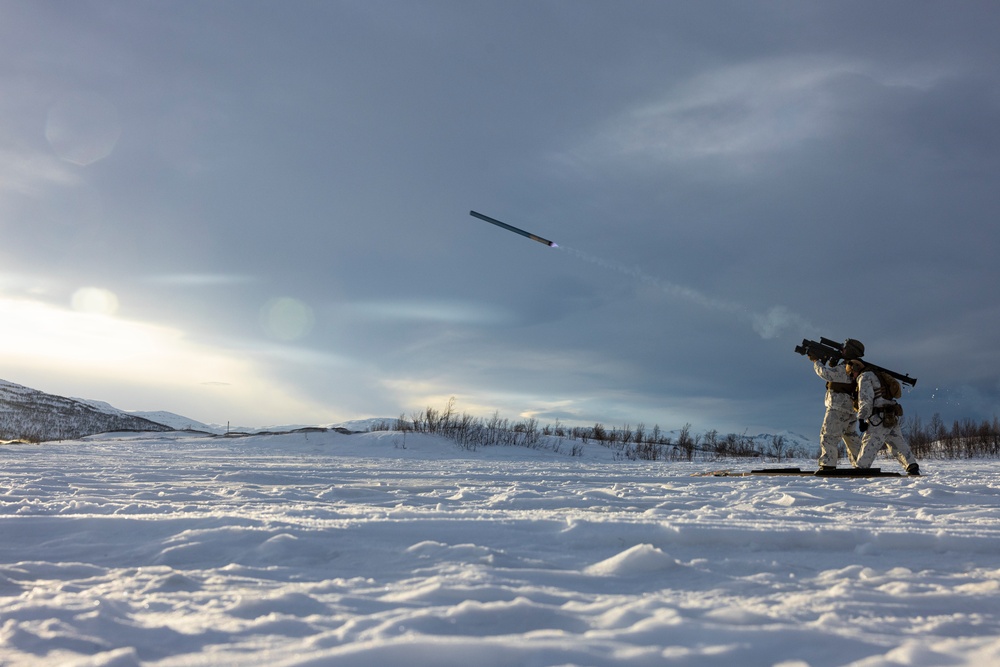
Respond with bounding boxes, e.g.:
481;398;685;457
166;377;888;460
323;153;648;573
555;245;814;340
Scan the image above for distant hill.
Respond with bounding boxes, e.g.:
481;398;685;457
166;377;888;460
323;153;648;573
73;399;219;433
0;379;173;442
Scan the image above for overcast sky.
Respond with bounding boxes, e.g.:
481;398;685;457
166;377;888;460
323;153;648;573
2;1;998;437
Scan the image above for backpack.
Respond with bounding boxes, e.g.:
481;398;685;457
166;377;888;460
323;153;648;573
876;371;902;400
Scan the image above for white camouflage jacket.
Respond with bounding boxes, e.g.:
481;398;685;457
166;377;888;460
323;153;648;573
857;370;895;422
813;360;855;413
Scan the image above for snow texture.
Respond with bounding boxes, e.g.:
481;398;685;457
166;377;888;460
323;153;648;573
2;430;999;666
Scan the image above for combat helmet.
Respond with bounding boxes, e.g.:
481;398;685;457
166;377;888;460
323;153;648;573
842;339;865;360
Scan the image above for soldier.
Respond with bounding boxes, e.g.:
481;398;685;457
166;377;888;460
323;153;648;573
845;359;920;475
810;338;864;470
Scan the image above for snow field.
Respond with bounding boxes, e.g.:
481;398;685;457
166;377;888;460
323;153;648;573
1;430;999;666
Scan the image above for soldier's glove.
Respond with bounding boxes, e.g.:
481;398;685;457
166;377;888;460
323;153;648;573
858;419;869;433
808;354;819;362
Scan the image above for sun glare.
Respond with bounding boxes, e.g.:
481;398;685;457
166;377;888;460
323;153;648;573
71;286;120;316
1;297;245;384
0;296;329;423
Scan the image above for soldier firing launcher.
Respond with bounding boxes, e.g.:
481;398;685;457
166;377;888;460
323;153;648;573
795;337;917;387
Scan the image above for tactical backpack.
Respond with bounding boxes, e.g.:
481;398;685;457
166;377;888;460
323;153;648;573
872;371;904;427
876;371;902;400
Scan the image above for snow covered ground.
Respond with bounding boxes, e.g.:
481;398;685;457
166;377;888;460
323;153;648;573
1;430;999;667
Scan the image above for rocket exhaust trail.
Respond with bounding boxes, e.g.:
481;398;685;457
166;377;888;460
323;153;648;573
466;209;811;339
469;211;556;247
555;244;814;341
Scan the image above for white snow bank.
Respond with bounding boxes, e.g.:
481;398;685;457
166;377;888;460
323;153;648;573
1;430;999;666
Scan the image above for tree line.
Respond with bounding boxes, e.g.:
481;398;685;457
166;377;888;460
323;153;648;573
371;400;810;461
904;413;1000;459
370;400;1000;461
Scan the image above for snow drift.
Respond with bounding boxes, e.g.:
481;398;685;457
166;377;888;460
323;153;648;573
1;429;999;666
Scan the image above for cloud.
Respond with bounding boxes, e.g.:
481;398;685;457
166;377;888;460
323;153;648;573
0;147;79;197
144;274;260;287
342;300;513;325
575;56;949;170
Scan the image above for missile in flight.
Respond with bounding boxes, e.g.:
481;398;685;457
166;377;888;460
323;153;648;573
469;210;556;247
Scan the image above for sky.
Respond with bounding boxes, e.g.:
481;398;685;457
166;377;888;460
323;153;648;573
1;0;999;436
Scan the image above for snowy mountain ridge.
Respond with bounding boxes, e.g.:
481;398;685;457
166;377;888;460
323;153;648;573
0;379;172;442
72;398;221;433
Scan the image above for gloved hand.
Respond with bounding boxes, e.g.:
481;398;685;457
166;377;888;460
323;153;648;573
858;419;869;433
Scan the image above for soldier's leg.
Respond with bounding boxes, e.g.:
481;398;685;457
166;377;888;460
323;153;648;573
883;426;917;470
818;409;844;467
842;416;862;466
856;425;888;469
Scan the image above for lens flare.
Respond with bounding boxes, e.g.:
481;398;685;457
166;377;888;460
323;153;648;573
71;287;119;316
260;297;314;341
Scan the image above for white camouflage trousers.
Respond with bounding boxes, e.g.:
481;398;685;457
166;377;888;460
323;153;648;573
818;408;861;467
856;421;917;470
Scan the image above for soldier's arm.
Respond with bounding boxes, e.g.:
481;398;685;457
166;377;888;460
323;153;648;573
814;361;850;382
857;375;875;421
